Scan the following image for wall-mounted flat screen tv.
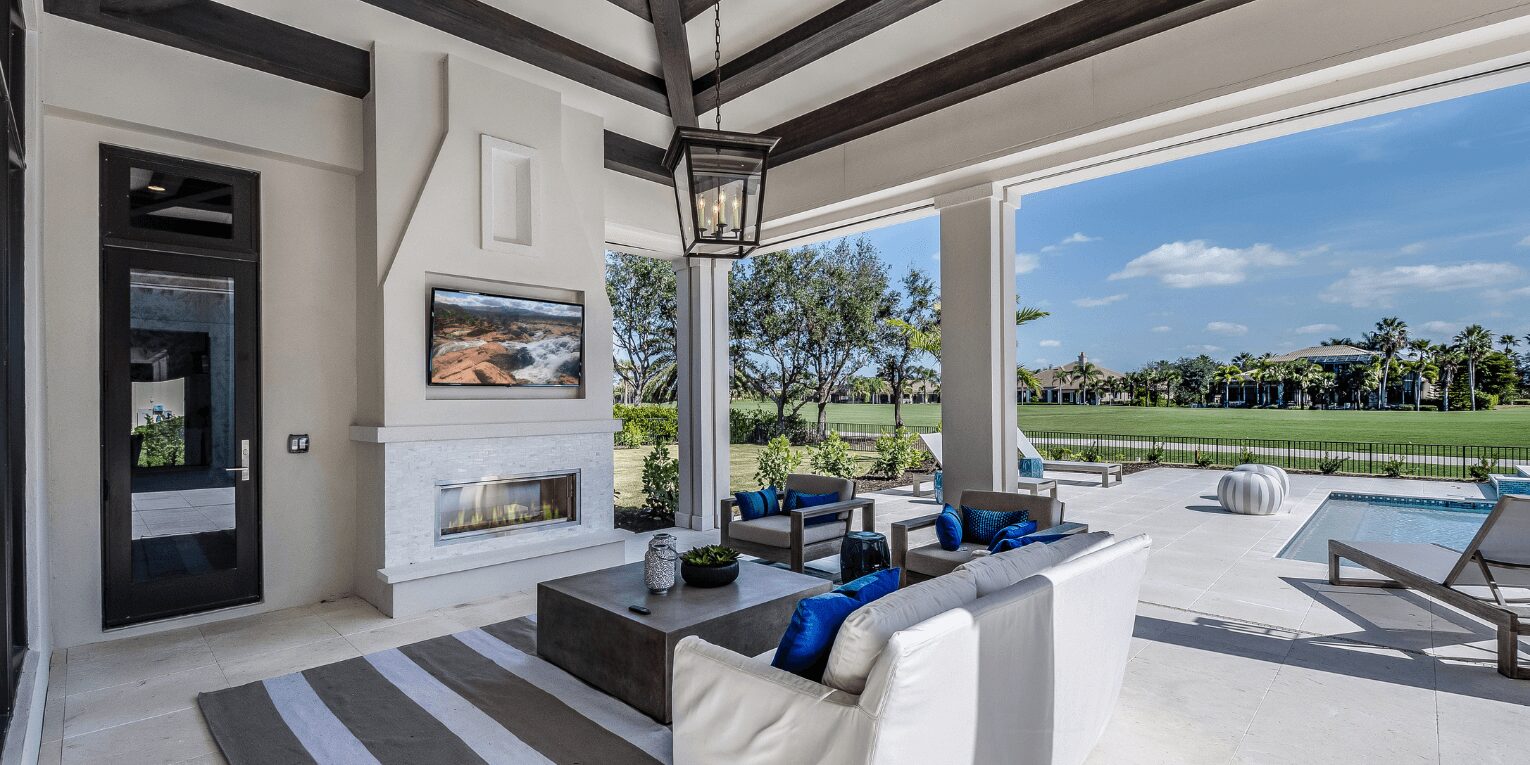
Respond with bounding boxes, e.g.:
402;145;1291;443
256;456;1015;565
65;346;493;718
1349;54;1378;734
428;288;584;387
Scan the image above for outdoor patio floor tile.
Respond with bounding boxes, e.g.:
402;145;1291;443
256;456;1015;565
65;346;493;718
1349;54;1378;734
37;468;1528;764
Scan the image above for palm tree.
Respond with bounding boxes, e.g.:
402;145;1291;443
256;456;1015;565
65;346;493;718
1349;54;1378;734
1214;365;1242;407
1404;339;1433;411
1371;317;1408;409
1250;354;1275;406
1016;365;1041;401
1435;345;1463;412
1500;334;1520;354
1454;324;1493;411
1071;361;1105;404
1231;352;1255;370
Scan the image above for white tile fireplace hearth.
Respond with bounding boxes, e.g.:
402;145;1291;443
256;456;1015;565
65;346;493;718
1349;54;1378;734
352;420;625;617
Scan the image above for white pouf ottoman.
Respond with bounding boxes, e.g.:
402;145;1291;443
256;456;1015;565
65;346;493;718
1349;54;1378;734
1218;470;1285;515
1234;463;1289;495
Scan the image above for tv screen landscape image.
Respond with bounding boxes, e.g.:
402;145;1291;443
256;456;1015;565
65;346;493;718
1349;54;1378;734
428;288;584;387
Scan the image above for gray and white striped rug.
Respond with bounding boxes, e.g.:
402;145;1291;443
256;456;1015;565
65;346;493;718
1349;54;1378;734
197;617;672;764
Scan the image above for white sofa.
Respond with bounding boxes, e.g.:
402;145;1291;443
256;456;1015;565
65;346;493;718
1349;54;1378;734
672;532;1151;765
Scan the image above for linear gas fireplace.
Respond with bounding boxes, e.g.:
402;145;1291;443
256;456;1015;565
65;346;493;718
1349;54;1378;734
435;471;579;544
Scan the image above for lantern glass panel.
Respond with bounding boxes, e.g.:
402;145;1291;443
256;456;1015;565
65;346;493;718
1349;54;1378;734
672;152;697;252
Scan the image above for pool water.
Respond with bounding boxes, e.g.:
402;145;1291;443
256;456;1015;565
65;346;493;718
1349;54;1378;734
1279;492;1494;566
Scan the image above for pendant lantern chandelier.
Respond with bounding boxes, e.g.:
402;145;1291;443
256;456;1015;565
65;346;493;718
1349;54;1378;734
662;2;780;259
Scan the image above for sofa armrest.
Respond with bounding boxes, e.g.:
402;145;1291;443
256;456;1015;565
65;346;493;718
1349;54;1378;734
718;497;738;540
890;513;942;572
673;637;872;765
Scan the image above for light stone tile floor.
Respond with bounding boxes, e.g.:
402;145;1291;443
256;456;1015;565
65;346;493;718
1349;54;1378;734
40;467;1527;764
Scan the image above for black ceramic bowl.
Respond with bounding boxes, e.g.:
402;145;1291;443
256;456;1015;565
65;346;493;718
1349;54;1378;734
681;560;739;588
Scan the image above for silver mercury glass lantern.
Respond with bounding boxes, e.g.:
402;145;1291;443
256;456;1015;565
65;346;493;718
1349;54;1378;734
644;533;679;594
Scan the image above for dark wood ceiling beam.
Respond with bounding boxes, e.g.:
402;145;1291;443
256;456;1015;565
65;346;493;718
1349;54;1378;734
605;130;673;185
693;0;942;115
612;0;713;22
767;0;1254;165
45;0;370;97
648;0;698;128
358;0;670;114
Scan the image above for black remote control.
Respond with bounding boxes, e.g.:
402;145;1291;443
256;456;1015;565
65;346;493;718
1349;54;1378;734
628;604;651;615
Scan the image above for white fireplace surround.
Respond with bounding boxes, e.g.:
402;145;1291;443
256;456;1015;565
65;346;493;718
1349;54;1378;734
352;419;625;616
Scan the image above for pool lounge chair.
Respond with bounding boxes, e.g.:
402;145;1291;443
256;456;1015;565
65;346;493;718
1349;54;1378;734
1328;494;1530;679
911;432;1058;499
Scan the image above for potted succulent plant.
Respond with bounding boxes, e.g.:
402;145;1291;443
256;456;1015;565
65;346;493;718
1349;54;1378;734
679;545;741;588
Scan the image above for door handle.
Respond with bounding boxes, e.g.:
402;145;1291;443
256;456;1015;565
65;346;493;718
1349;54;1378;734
225;439;251;482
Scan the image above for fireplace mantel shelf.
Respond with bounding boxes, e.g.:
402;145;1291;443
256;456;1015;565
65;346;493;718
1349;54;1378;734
376;527;629;584
351;419;620;443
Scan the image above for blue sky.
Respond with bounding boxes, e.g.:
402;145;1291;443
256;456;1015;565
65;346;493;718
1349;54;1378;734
856;81;1530;372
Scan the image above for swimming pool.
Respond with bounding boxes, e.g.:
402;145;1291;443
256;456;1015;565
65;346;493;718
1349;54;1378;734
1279;492;1494;566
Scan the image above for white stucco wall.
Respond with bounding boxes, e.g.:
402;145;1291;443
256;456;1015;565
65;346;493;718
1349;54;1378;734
37;17;364;648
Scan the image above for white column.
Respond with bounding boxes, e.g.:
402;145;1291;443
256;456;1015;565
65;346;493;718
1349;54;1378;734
673;257;730;531
937;184;1019;499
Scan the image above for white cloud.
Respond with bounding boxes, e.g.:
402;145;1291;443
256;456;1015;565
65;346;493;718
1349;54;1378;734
1015;253;1040;275
1151;325;1172;333
1519;235;1530;247
1293;323;1340;335
1072;294;1127;308
1039;232;1101;253
1205;321;1249;336
930;252;941;261
1422;320;1462;336
1184;344;1223;354
1039;339;1061;347
1109;240;1297;288
1400;242;1427;255
1320;262;1524;308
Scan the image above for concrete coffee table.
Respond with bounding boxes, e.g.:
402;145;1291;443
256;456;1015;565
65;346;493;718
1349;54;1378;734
537;560;831;723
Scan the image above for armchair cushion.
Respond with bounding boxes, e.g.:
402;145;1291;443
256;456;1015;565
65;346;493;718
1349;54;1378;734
734;486;779;521
905;542;986;578
728;513;845;548
935;504;963;551
822;569;978;694
960;505;1031;545
786;489;843;527
836;567;901;603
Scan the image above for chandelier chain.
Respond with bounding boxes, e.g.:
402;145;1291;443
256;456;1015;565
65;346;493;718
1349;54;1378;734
713;2;722;131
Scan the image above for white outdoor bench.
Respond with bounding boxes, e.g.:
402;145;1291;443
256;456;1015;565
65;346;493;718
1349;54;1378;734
1043;459;1123;487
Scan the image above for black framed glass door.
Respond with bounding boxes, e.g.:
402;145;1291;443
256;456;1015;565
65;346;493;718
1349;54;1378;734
100;147;262;629
0;0;24;723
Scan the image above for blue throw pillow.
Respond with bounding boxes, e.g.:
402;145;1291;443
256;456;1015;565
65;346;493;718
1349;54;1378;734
935;504;963;551
771;592;862;679
836;567;900;603
734;486;778;521
991;531;1071;554
961;506;1031;545
986;520;1039;553
786;489;842;527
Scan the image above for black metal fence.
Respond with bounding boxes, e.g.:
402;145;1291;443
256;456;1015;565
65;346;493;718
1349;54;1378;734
1019;430;1529;480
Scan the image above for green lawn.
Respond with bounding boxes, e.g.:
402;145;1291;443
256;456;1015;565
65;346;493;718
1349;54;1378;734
731;400;1530;447
614;444;881;509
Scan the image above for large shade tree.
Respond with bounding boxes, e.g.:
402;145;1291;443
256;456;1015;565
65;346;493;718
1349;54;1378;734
607;251;676;404
875;268;938;428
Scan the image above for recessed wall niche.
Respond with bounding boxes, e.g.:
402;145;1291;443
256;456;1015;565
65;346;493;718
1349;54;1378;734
480;134;538;254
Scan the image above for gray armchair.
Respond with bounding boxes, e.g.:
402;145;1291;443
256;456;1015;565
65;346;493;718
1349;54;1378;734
720;474;875;572
891;491;1084;585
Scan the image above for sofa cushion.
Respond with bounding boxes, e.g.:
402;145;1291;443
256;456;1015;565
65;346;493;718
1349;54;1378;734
935;504;963;551
961;505;1031;544
770;591;862;678
786;489;844;527
957;531;1114;597
986;520;1039;553
822;569;978;694
769;568;901;679
729;513;845;548
905;542;985;578
734;486;778;521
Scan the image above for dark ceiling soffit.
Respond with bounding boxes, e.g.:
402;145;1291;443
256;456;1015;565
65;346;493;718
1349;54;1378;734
766;0;1255;165
648;0;698;128
359;0;669;114
610;0;713;23
605;131;673;186
692;0;942;115
46;0;370;98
